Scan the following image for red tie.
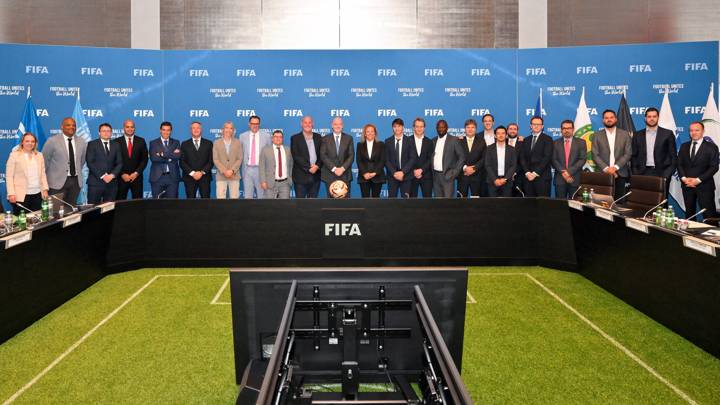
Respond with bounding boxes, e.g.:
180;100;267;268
277;146;283;178
127;137;133;157
564;139;571;169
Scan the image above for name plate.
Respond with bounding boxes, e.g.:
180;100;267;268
625;218;649;234
595;208;615;222
61;213;82;228
4;231;32;249
682;236;717;257
568;200;584;211
100;202;115;213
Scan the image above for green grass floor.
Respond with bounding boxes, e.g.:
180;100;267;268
0;267;718;404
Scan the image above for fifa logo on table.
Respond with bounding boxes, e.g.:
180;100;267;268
81;67;103;75
133;68;154;77
526;67;546;76
324;223;361;237
83;109;103;118
685;106;705;114
424;69;444;76
471;109;491;116
471;68;491;76
378;109;397;117
189;69;209;77
133;110;155;117
330;109;350;117
36;109;49;117
629;64;652;72
331;69;350;76
236;69;256;76
377;69;397;77
283;69;303;77
685;63;708;71
190;109;209;117
425;109;444;117
25;65;48;74
576;66;598;74
236;109;256;117
284;109;303;117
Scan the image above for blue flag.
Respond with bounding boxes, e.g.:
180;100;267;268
15;87;47;149
71;91;92;204
533;88;544;119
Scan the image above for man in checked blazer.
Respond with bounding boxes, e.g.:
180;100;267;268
259;130;293;199
42;117;87;205
592;109;632;200
552;120;587;199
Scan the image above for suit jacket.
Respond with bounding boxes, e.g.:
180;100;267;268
460;135;487;179
290;132;323;184
180;137;214;182
149;137;181;183
213;137;243;181
411;136;434;180
519;132;553;180
42;134;87;190
5;150;49;202
552;137;587;186
259;144;293;186
431;135;465;180
591;128;632;177
356;140;387;184
320;133;354;183
631;127;677;178
384;135;417;178
677;140;719;191
115;135;148;177
86;139;122;187
238;129;271;173
485;144;517;183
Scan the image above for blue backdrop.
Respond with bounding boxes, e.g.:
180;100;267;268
0;41;717;204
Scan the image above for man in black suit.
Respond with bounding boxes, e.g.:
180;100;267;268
552;120;587;199
631;107;678;192
180;121;213;198
320;117;354;197
432;120;465;197
678;121;719;219
115;119;148;200
520;116;553;197
384;118;416;198
485;126;517;197
507;122;525;197
410;117;433;198
86;123;122;204
458;118;486;197
290;116;323;198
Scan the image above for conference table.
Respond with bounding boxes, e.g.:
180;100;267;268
1;198;718;358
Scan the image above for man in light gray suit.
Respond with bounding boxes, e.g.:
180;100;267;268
591;109;632;200
431;120;465;197
213;121;243;199
238;115;271;198
42;117;88;205
320;117;354;197
259;130;293;199
552;120;587;199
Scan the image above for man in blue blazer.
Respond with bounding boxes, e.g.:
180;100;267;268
384;118;417;198
149;121;182;198
86;123;122;204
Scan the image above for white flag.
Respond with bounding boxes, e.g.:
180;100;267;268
573;87;595;170
701;83;720;210
661;88;685;212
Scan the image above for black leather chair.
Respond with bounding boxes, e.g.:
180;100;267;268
578;171;614;200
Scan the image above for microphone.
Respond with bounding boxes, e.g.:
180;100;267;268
515;186;525;198
686;208;707;222
51;195;77;212
570;187;582;201
642;199;668;220
403;193;410;199
15;203;40;220
455;190;464;198
156;190;167;199
609;191;632;210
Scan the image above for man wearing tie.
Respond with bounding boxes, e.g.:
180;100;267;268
238;115;271;198
213;121;243;199
320;117;354;197
384;118;416;198
42;117;87;205
458;119;486;197
115;119;148;200
260;130;293;199
431;120;465;198
552;120;587;199
520;116;553;197
592;110;632;200
86;123;122;204
678;122;719;219
149;121;181;198
410;118;433;198
290;116;323;198
631;107;677;193
485;126;517;197
180;121;213;198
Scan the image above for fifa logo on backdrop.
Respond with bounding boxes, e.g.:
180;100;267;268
190;109;209;117
684;63;708;71
83;109;103;117
133;110;155;117
236;69;256;76
576;66;598;74
471;109;491;116
283;69;303;77
284;109;303;117
629;64;652;72
377;69;397;77
331;69;350;76
424;69;444;76
630;107;649;115
236;109;256;117
189;69;209;77
471;68;491;76
378;109;397;117
133;69;154;77
330;109;350;117
81;67;103;75
36;109;49;117
685;106;705;114
25;65;48;74
526;67;546;75
425;109;444;117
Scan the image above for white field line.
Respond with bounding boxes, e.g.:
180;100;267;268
466;292;477;304
210;277;231;305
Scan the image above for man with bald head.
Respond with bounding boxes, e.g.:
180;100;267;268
115;119;148;200
320;117;354;197
290;116;323;198
42;117;88;205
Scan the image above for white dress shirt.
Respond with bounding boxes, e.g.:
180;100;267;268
645;128;657;166
366;139;374;157
497;143;506;177
483;130;495;146
414;135;424;156
433;136;447;171
605;128;617;168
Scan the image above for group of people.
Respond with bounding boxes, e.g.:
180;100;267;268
4;108;718;219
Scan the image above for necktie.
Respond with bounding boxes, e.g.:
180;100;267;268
396;139;401;169
68;137;76;176
564;139;571;169
103;141;109;155
163;139;168;148
690;141;697;160
127;137;133;157
250;133;257;165
194;139;200;151
335;135;340;155
277;146;283;178
468;137;473;151
531;135;537;150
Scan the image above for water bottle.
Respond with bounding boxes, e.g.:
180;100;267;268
581;188;589;203
589;188;595;203
3;211;12;233
18;211;27;231
41;199;49;221
58;205;65;219
47;198;54;220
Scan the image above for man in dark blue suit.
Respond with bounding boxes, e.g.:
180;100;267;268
86;123;122;204
410;117;434;198
385;118;417;198
149;121;182;198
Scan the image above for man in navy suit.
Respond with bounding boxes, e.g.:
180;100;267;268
86;123;122;204
385;118;417;198
631;107;678;194
410;118;433;198
180;121;214;198
149;121;182;198
519;116;554;197
678;122;719;219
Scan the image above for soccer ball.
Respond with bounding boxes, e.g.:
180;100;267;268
328;180;349;199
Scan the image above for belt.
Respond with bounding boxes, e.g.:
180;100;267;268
433;170;443;173
275;178;288;182
645;165;655;169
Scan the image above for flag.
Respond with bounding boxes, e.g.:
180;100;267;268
573;87;595;170
533;88;544;118
616;90;636;135
700;83;720;210
71;90;92;204
661;88;684;212
15;86;47;150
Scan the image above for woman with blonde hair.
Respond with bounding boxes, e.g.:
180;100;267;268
5;132;49;215
356;123;387;198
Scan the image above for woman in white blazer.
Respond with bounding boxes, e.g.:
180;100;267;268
5;132;49;215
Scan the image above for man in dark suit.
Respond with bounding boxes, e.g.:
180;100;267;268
290;116;323;198
320;117;354;197
552;120;587;199
592;110;632;200
115;119;148;200
384;118;416;198
485;126;517;197
631;107;677;192
410;117;433;198
520;116;553;197
86;123;122;204
431;120;465;197
678;121;719;219
180;121;213;198
149;121;181;198
507;123;525;197
458;118;486;197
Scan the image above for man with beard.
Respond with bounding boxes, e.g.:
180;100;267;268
431;120;465;197
592;110;632;200
631;107;677;193
507;122;524;196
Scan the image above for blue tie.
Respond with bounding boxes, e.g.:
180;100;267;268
335;135;340;155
